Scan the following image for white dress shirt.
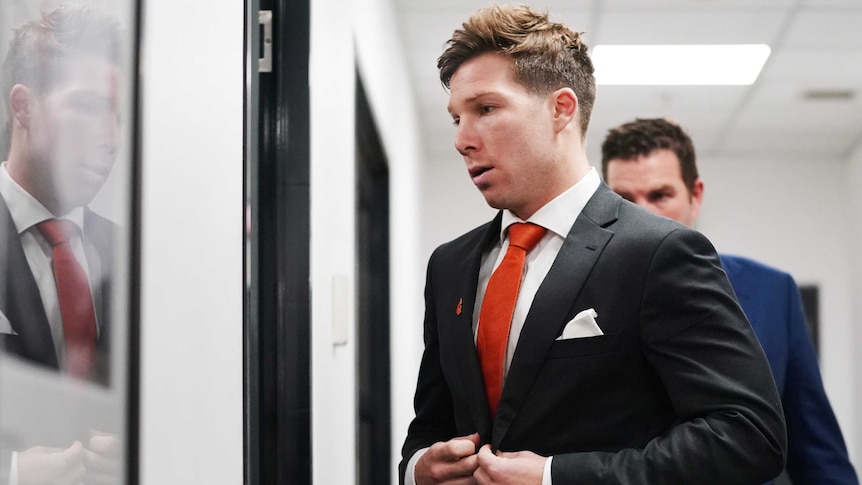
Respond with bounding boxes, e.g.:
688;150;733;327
406;168;601;485
0;162;102;367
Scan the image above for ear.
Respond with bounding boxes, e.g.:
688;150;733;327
550;87;578;132
689;178;705;218
9;84;32;129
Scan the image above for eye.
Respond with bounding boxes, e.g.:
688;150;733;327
480;105;495;114
648;191;671;203
451;117;460;126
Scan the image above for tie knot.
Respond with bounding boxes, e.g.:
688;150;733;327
507;223;546;252
37;219;78;247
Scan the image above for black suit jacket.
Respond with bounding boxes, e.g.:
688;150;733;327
401;184;786;484
0;193;114;386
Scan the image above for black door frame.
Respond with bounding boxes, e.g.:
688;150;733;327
245;0;312;483
356;72;392;485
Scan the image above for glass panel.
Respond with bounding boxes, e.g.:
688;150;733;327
0;1;138;483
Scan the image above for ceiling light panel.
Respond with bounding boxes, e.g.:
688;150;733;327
592;44;771;85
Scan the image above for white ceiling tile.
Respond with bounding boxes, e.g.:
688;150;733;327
759;49;862;84
595;11;787;44
745;82;859;105
782;11;862;48
801;0;862;8
595;85;750;109
717;126;854;159
601;0;797;8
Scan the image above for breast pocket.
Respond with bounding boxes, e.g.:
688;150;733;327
546;332;621;359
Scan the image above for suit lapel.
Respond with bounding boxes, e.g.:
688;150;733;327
0;195;58;368
84;208;113;335
84;208;115;384
441;213;502;442
492;185;620;449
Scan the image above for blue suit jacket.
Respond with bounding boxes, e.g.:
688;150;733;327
720;254;858;485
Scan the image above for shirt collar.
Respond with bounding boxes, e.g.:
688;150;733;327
500;167;601;241
0;162;85;235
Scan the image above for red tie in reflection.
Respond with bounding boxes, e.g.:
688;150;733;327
476;222;547;417
37;219;96;379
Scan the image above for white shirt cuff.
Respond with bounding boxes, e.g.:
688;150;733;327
542;455;553;485
404;447;429;485
9;451;18;485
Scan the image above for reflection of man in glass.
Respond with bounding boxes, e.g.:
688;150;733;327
0;4;123;484
0;3;121;385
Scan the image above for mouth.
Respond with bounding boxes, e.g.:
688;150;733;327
468;165;491;179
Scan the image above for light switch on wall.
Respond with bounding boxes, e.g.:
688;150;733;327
332;275;349;346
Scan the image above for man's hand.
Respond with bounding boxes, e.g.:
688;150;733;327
473;444;547;485
17;441;85;485
415;433;481;485
84;431;122;485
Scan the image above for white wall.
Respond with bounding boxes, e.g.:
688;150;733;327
696;156;857;461
310;0;424;483
846;144;862;469
421;154;497;262
139;2;244;484
308;0;359;482
354;3;425;483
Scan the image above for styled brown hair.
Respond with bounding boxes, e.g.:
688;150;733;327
600;118;699;195
1;3;122;156
438;4;596;138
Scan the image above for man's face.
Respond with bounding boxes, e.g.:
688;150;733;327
447;53;565;220
605;149;703;228
26;53;121;213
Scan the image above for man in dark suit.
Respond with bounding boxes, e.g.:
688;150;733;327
601;117;858;485
0;2;120;385
0;4;124;483
400;6;785;485
401;4;787;485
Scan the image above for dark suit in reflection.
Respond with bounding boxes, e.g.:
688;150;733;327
0;193;114;386
0;3;125;483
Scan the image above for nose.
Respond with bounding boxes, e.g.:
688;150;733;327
454;119;478;156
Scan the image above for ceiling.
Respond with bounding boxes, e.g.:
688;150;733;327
392;0;862;166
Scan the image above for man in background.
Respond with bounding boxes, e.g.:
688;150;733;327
602;117;858;485
0;4;124;483
401;4;786;484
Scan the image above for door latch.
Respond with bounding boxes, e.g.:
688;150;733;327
259;10;272;73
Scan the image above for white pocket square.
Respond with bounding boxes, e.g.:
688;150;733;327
0;310;17;336
556;308;602;340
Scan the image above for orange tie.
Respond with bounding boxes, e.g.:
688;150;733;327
477;222;547;417
37;219;97;379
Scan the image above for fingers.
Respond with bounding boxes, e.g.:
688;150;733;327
417;435;482;484
18;441;86;485
431;434;479;462
88;434;122;458
85;434;123;484
474;447;547;485
57;441;87;485
476;444;496;467
83;446;122;474
425;444;477;477
57;441;86;470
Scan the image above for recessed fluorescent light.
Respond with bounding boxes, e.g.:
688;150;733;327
592;44;771;85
